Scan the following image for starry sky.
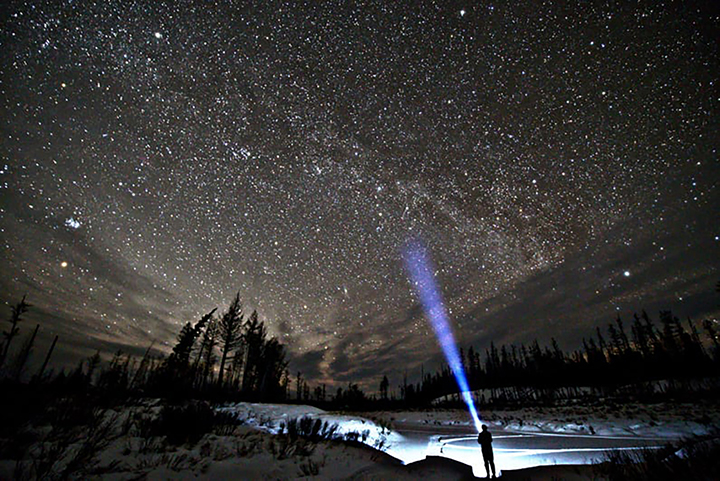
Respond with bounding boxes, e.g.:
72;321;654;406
1;1;718;389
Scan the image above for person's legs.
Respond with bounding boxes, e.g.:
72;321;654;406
489;457;496;477
484;457;491;477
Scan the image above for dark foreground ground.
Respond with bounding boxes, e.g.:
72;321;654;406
351;455;605;480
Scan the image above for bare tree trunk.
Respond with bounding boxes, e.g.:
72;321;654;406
129;341;155;389
35;334;58;382
13;324;39;381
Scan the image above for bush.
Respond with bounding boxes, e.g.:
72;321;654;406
153;402;216;445
299;458;321;476
211;410;242;436
283;416;339;442
269;435;316;460
596;434;720;480
13;407;119;480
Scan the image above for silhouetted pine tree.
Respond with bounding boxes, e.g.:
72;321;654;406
257;336;286;400
241;310;266;394
85;350;101;384
380;374;389;400
11;323;39;381
129;342;155;390
703;319;720;362
97;351;130;392
1;295;31;369
228;342;245;390
296;371;303;401
154;308;216;396
34;334;58;382
195;318;218;390
217;294;244;389
167;308;217;371
631;313;652;358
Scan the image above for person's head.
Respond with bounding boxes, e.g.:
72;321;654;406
481;424;488;431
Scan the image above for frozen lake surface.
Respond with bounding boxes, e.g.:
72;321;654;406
219;402;697;477
393;422;667;476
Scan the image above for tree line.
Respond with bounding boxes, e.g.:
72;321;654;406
0;293;291;403
2;288;719;410
385;308;720;408
278;306;720;411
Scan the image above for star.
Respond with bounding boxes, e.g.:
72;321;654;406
65;217;81;229
0;0;716;391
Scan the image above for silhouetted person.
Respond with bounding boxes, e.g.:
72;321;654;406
477;424;496;478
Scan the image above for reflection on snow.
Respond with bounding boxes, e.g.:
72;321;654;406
424;433;662;477
217;402;422;462
218;403;665;477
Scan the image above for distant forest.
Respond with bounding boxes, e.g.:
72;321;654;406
401;307;720;409
1;285;719;411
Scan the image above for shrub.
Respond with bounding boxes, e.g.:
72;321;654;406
596;434;720;480
270;435;316;460
283;416;339;442
299;458;322;476
211;410;242;436
153;402;216;445
13;407;119;480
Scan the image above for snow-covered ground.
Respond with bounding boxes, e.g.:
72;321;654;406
216;400;720;477
217;402;409;459
379;401;720;438
2;400;717;479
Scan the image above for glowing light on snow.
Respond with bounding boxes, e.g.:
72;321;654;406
216;402;667;476
402;239;482;432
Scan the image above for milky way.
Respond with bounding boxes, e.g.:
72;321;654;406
1;1;718;388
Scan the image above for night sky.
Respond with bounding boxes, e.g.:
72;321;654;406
1;1;718;389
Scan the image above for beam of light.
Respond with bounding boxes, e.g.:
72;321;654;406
402;240;482;432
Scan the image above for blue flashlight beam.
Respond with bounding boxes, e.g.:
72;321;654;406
403;241;483;433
